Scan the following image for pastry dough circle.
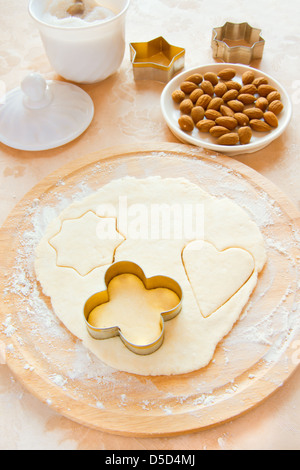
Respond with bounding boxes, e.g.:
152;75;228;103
35;177;266;376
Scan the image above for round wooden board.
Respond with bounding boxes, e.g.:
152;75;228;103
0;143;299;437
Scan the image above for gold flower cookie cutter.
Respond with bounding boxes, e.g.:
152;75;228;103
83;261;183;355
211;22;265;64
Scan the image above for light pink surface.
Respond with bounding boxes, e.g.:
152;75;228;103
0;0;299;450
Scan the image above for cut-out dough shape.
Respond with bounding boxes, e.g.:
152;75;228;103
49;211;124;276
183;240;255;318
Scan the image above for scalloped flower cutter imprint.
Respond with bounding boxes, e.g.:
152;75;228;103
84;261;183;355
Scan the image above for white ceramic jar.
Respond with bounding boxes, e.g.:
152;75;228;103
29;0;130;84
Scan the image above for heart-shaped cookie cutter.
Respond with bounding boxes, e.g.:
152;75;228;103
83;261;183;355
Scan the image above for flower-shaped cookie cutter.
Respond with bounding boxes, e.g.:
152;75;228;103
211;22;265;64
130;36;185;83
83;261;183;355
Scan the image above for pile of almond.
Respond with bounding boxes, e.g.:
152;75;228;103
172;67;284;146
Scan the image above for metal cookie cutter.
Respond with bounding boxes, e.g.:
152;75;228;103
212;22;265;65
83;261;183;355
130;36;185;83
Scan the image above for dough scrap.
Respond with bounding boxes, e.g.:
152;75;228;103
34;176;267;376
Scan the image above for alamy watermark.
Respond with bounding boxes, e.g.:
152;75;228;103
96;196;205;242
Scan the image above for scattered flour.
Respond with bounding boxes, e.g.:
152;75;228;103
49;374;67;388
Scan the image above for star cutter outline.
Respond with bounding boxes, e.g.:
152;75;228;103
48;211;125;277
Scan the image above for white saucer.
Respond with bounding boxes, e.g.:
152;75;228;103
161;64;292;156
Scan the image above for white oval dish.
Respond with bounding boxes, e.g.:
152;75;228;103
161;64;292;156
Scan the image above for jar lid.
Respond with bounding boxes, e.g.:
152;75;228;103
0;73;94;151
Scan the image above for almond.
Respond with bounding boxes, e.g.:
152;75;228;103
201;80;214;96
196;119;215;132
186;73;203;85
179;98;193;114
172;89;185;103
242;71;255;85
207;97;224;110
214;82;227;97
253;76;269;87
220;105;235;117
67;2;85;15
209;126;231;138
234;113;249;126
191;106;205;123
244;107;264;119
205;109;222;120
215;116;238;130
267;91;281;103
257;84;277;97
268;100;284;115
175;69;280;144
180;81;199;94
225;80;242;91
189;88;204;103
227;100;244;112
250;119;272;132
238;93;256;104
203;72;219;85
264;111;278;128
222;89;239;101
178;115;194;132
217;133;239;145
255;97;269;111
239;84;257;95
196;94;212;109
238;126;252;144
218;68;236;80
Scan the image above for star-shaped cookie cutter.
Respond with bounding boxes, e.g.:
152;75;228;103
129;36;185;83
211;22;265;64
83;261;183;355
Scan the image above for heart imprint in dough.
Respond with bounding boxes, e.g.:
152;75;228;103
182;240;255;318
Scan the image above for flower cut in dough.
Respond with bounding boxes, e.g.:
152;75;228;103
35;177;267;376
88;273;181;346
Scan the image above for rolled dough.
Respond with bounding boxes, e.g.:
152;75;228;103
34;176;267;376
